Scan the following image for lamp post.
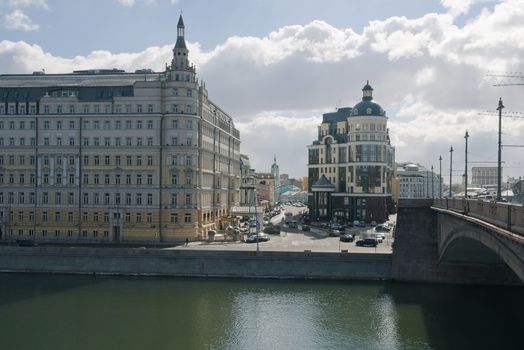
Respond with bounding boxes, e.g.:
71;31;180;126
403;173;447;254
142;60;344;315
431;165;434;198
464;130;469;198
449;146;454;198
496;98;504;202
439;155;442;198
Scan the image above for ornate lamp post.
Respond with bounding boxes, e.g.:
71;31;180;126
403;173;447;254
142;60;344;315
496;98;504;202
449;146;454;198
439;155;442;198
464;130;469;198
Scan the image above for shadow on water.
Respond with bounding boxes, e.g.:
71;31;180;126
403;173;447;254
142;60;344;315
0;272;101;307
381;282;524;350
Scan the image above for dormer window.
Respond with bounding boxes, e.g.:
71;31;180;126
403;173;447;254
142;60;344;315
366;108;372;115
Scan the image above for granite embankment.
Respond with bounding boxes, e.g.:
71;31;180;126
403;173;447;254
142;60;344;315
0;246;392;280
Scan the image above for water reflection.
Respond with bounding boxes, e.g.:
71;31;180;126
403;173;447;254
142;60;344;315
0;274;522;350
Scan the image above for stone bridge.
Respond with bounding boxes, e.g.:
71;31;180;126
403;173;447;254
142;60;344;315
392;199;524;285
433;198;524;283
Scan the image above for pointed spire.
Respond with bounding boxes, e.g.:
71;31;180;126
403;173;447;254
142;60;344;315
175;15;187;49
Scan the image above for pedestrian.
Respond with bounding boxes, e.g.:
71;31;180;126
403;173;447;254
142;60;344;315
185;238;189;246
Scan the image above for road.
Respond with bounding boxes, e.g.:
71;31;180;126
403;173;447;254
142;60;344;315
171;205;395;254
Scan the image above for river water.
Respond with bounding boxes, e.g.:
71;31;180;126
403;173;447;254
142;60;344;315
0;273;522;350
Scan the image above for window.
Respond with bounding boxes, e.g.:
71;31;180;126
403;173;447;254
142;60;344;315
171;174;177;185
186;137;192;146
172;88;178;96
186;105;193;114
57;120;62;129
94;137;100;146
104;120;111;129
137;120;142;129
147;213;152;223
136;193;142;205
115;137;121;146
94;156;100;165
115;105;122;113
186;89;192;97
94;121;100;129
104;137;110;146
115;156;121;166
171;137;177;146
147;120;153;129
126;193;131;205
55;211;61;222
56;137;62;146
185;194;191;205
171;155;177;165
147;104;153;113
115;193;121;205
104;174;110;185
136;156;142;166
136;138;143;146
125;105;131;113
116;120;121;129
172;119;178;129
147;137;153;146
69;120;75;129
125;213;131;223
185;155;191;166
126;137;132;146
83;138;89;146
126;120;132;129
115;174;121;185
55;192;62;205
184;213;191;223
147;194;153;205
136;213;142;223
83;193;89;205
69;137;75;146
126;174;131;185
136;174;142;185
137;105;142;113
104;156;110;166
104;193;110;205
186;173;192;185
171;213;178;223
171;193;177;205
83;105;89;113
147;156;153;166
94;174;100;184
83;156;89;166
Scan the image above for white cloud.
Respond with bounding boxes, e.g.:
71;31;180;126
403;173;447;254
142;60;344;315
4;9;39;31
0;0;523;178
117;0;135;6
8;0;48;10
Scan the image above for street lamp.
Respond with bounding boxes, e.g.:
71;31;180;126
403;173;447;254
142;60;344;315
431;165;434;198
449;146;454;198
464;130;469;198
496;98;504;202
439;155;442;198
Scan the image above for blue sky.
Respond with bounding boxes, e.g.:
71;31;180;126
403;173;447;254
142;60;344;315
1;0;524;181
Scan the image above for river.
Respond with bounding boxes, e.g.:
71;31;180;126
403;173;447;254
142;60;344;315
0;273;522;350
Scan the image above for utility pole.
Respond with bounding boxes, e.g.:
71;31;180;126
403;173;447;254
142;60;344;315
439;155;442;198
496;98;504;202
449;146;454;198
464;130;469;198
431;165;434;198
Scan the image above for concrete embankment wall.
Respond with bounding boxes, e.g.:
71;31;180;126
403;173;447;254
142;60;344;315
0;247;392;280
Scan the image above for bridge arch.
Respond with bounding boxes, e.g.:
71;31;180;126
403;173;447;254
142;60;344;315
437;210;524;283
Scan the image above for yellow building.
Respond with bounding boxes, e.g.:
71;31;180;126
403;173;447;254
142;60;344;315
0;16;240;244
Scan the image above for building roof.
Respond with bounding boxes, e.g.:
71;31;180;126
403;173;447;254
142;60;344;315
351;81;385;117
312;175;335;188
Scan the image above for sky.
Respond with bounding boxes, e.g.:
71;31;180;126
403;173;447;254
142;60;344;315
1;0;524;182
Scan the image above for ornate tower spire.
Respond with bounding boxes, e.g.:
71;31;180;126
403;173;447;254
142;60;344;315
362;80;373;101
171;15;189;70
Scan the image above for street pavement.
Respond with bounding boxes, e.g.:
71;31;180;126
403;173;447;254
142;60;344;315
170;205;395;254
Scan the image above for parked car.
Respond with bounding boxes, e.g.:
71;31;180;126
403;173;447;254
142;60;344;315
16;239;36;247
263;225;281;235
374;234;383;243
329;229;341;237
370;220;377;227
356;238;378;247
339;233;354;242
301;225;310;231
375;224;391;232
245;234;270;243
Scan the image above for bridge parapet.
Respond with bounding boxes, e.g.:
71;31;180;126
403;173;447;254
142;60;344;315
433;198;524;236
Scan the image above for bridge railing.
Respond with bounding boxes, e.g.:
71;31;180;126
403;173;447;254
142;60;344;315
433;198;524;236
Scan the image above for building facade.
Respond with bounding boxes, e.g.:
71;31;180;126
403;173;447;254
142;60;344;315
396;162;439;199
254;173;275;208
307;82;395;223
472;167;499;186
239;154;256;206
271;156;280;203
0;16;240;243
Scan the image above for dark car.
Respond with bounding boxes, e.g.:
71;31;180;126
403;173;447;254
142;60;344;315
263;225;281;235
16;239;36;247
245;234;270;243
339;233;354;242
356;238;378;247
301;225;310;231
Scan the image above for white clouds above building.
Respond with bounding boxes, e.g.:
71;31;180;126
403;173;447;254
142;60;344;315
0;0;523;179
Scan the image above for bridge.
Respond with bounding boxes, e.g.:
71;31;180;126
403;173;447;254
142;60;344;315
392;198;524;285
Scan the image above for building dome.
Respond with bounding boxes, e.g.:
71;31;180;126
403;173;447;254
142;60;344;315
351;81;385;117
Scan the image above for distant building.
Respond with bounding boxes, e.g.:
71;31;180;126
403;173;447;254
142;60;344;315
271;156;280;203
240;154;256;206
302;177;309;192
307;82;395;223
396;162;439;198
472;167;499;186
255;173;275;207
